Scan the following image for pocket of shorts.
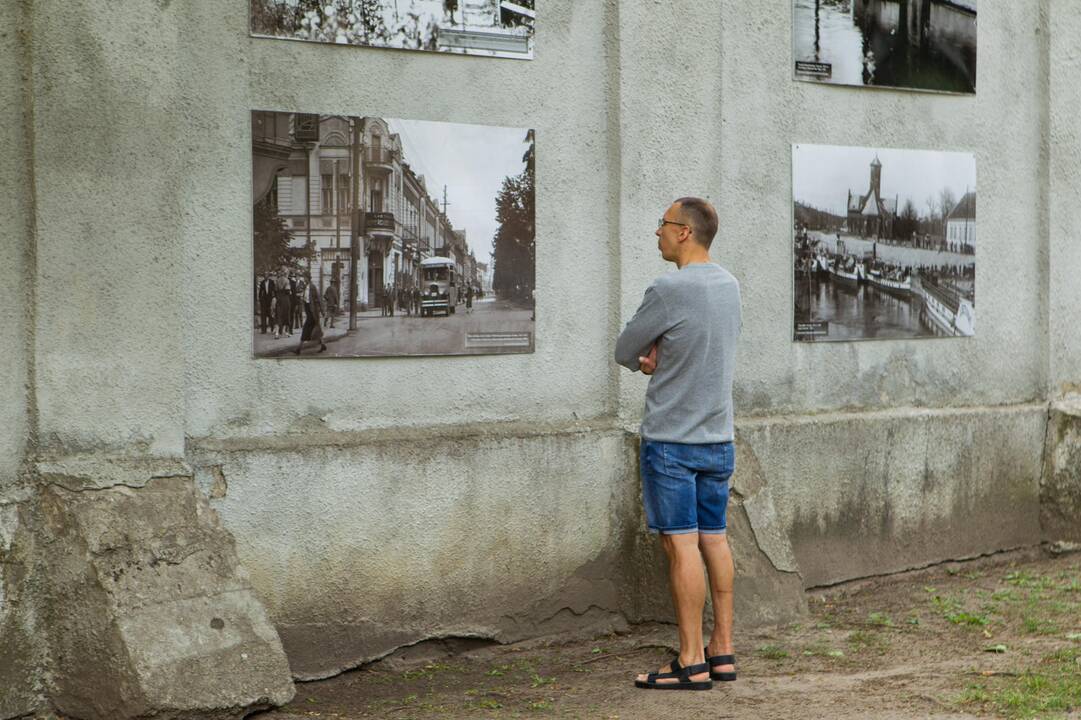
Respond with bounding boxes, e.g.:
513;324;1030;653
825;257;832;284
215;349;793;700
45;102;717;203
641;441;668;476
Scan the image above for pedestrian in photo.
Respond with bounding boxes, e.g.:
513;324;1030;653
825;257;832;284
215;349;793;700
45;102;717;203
258;272;275;334
412;286;421;315
380;285;388;317
275;270;292;338
295;274;326;355
386;284;395;317
466;284;474;313
615;197;742;691
323;280;339;328
289;273;302;331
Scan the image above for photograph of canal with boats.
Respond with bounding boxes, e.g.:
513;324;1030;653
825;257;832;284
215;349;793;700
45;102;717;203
793;143;976;342
793;0;977;94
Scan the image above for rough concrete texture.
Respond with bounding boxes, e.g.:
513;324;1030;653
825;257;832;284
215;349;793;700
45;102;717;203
0;500;43;719
0;0;30;496
1041;397;1081;544
5;0;1081;710
740;405;1048;588
191;422;808;679
38;471;294;719
189;424;637;680
29;0;187;458
1047;2;1081;399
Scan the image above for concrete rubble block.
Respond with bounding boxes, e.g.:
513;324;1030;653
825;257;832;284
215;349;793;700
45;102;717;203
620;435;808;629
38;467;294;720
0;498;43;719
1042;397;1081;544
740;405;1047;588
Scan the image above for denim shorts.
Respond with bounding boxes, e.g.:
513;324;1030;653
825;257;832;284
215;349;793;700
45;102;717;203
639;440;734;535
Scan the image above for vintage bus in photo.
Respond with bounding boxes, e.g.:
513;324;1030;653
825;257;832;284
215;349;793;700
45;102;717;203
420;256;458;316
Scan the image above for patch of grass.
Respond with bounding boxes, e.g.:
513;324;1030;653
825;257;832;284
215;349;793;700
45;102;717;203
1021;616;1059;636
867;612;894;627
801;642;844;658
952;648;1081;719
475;699;503;710
846;630;887;652
486;664;511;677
527;700;554;711
756;644;789;660
529;673;555;688
992;589;1019;603
947;611;990;627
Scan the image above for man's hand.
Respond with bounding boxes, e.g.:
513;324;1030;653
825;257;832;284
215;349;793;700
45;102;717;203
639;344;658;375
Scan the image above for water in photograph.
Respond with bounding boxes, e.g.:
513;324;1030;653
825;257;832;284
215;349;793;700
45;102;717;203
793;0;977;93
795;275;924;341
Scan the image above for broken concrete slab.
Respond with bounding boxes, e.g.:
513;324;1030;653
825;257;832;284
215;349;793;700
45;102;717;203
1042;396;1081;544
37;468;294;720
0;499;43;719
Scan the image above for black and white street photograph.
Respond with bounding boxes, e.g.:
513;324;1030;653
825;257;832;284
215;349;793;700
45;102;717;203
252;111;535;357
793;0;977;94
250;0;535;59
793;143;976;342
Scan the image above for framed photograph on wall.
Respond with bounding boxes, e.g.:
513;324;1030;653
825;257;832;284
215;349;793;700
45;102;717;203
252;111;535;358
792;0;977;94
250;1;535;60
793;143;976;342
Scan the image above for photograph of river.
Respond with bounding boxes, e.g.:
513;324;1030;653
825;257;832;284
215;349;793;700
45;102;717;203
793;0;977;94
792;143;976;342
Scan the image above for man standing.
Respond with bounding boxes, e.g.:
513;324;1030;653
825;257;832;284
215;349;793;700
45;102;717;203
258;273;275;334
323;280;339;328
295;273;326;355
615;197;741;691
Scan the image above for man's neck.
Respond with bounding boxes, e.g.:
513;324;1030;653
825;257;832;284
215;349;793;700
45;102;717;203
676;251;713;269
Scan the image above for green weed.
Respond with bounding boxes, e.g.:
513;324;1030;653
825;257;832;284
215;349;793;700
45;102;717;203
757;644;789;660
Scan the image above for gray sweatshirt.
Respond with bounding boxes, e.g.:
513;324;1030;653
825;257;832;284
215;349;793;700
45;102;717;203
614;263;741;444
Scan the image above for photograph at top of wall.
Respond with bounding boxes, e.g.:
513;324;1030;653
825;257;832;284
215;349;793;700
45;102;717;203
250;0;535;59
251;111;535;358
793;0;977;94
793;143;976;343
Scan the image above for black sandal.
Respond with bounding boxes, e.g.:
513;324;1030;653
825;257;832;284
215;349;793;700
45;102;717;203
706;653;736;681
634;658;713;690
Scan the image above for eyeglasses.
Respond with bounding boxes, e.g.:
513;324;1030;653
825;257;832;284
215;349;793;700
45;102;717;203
658;218;690;229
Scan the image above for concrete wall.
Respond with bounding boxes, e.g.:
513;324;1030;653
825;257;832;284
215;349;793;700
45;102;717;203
0;1;39;717
1047;1;1081;398
6;0;1079;692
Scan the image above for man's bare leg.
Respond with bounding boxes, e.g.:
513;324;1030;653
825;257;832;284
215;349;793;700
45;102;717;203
699;532;735;675
635;532;709;684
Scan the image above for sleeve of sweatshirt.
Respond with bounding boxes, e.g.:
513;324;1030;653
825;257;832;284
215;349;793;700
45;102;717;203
614;284;671;371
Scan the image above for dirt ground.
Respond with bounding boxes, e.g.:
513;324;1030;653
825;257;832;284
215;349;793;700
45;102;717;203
255;551;1081;720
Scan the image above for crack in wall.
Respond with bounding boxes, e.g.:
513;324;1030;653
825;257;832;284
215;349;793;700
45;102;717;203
805;544;1042;594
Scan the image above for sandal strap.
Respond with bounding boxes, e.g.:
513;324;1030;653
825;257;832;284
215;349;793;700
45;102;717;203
708;654;735;665
680;662;709;679
646;669;681;681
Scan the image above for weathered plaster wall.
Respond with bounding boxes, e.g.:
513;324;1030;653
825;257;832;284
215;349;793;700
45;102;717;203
0;2;40;717
1047;1;1081;398
29;0;187;458
740;404;1047;587
0;0;30;493
6;0;1076;699
190;424;638;680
